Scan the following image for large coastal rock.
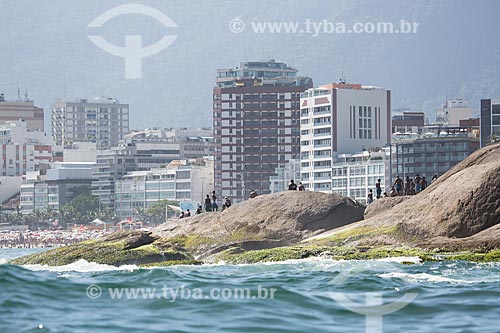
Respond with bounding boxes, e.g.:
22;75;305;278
12;191;365;266
154;191;365;257
308;143;500;249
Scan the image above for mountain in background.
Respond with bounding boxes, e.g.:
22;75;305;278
1;0;499;130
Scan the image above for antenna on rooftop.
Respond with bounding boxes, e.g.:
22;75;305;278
24;88;29;102
339;68;347;84
17;86;21;101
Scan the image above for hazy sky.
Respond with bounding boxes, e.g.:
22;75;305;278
1;0;499;130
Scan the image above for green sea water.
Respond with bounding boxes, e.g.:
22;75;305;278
1;248;499;332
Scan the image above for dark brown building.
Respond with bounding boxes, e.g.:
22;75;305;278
213;60;312;202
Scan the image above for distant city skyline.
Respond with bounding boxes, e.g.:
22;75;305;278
1;0;499;130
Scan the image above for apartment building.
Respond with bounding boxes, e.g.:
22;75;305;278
213;60;313;201
52;97;129;149
300;82;391;192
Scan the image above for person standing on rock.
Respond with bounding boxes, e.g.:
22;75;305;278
367;189;374;204
415;174;421;193
375;179;382;199
211;191;218;212
394;175;404;196
204;194;212;212
420;176;428;191
404;176;411;195
288;179;298;190
410;179;416;195
298;182;305;191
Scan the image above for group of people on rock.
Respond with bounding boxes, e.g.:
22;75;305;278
367;174;439;204
179;190;233;219
288;179;305;191
179;179;307;219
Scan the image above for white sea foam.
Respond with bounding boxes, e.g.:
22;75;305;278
375;256;422;264
0;258;7;265
380;272;474;284
22;259;138;273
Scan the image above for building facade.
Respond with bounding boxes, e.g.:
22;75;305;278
0;120;52;176
391;134;479;180
0;94;44;131
114;159;214;219
480;99;500;147
392;111;425;134
300;83;391;192
20;162;94;213
92;144;138;209
51;97;129;149
213;60;313;202
436;99;473;126
331;150;390;203
92;130;214;208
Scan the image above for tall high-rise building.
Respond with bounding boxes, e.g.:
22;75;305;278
213;60;313;202
480;99;500;147
0;93;44;131
51;97;129;149
300;82;391;192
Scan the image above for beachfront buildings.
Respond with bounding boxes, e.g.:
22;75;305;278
0;93;45;131
480;98;500;147
51;97;129;149
213;60;312;202
391;133;479;180
114;159;214;219
20;162;94;213
436;99;473;126
92;129;213;209
299;82;391;192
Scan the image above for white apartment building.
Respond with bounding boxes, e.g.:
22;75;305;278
436;99;473;126
0;120;53;176
300;83;391;192
114;159;214;219
52;97;129;149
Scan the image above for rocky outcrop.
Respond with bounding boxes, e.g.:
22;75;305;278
11;143;500;266
154;191;365;257
12;191;365;266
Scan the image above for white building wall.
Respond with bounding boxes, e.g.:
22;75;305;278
336;88;390;154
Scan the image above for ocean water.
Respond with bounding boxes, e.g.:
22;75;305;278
1;248;500;333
